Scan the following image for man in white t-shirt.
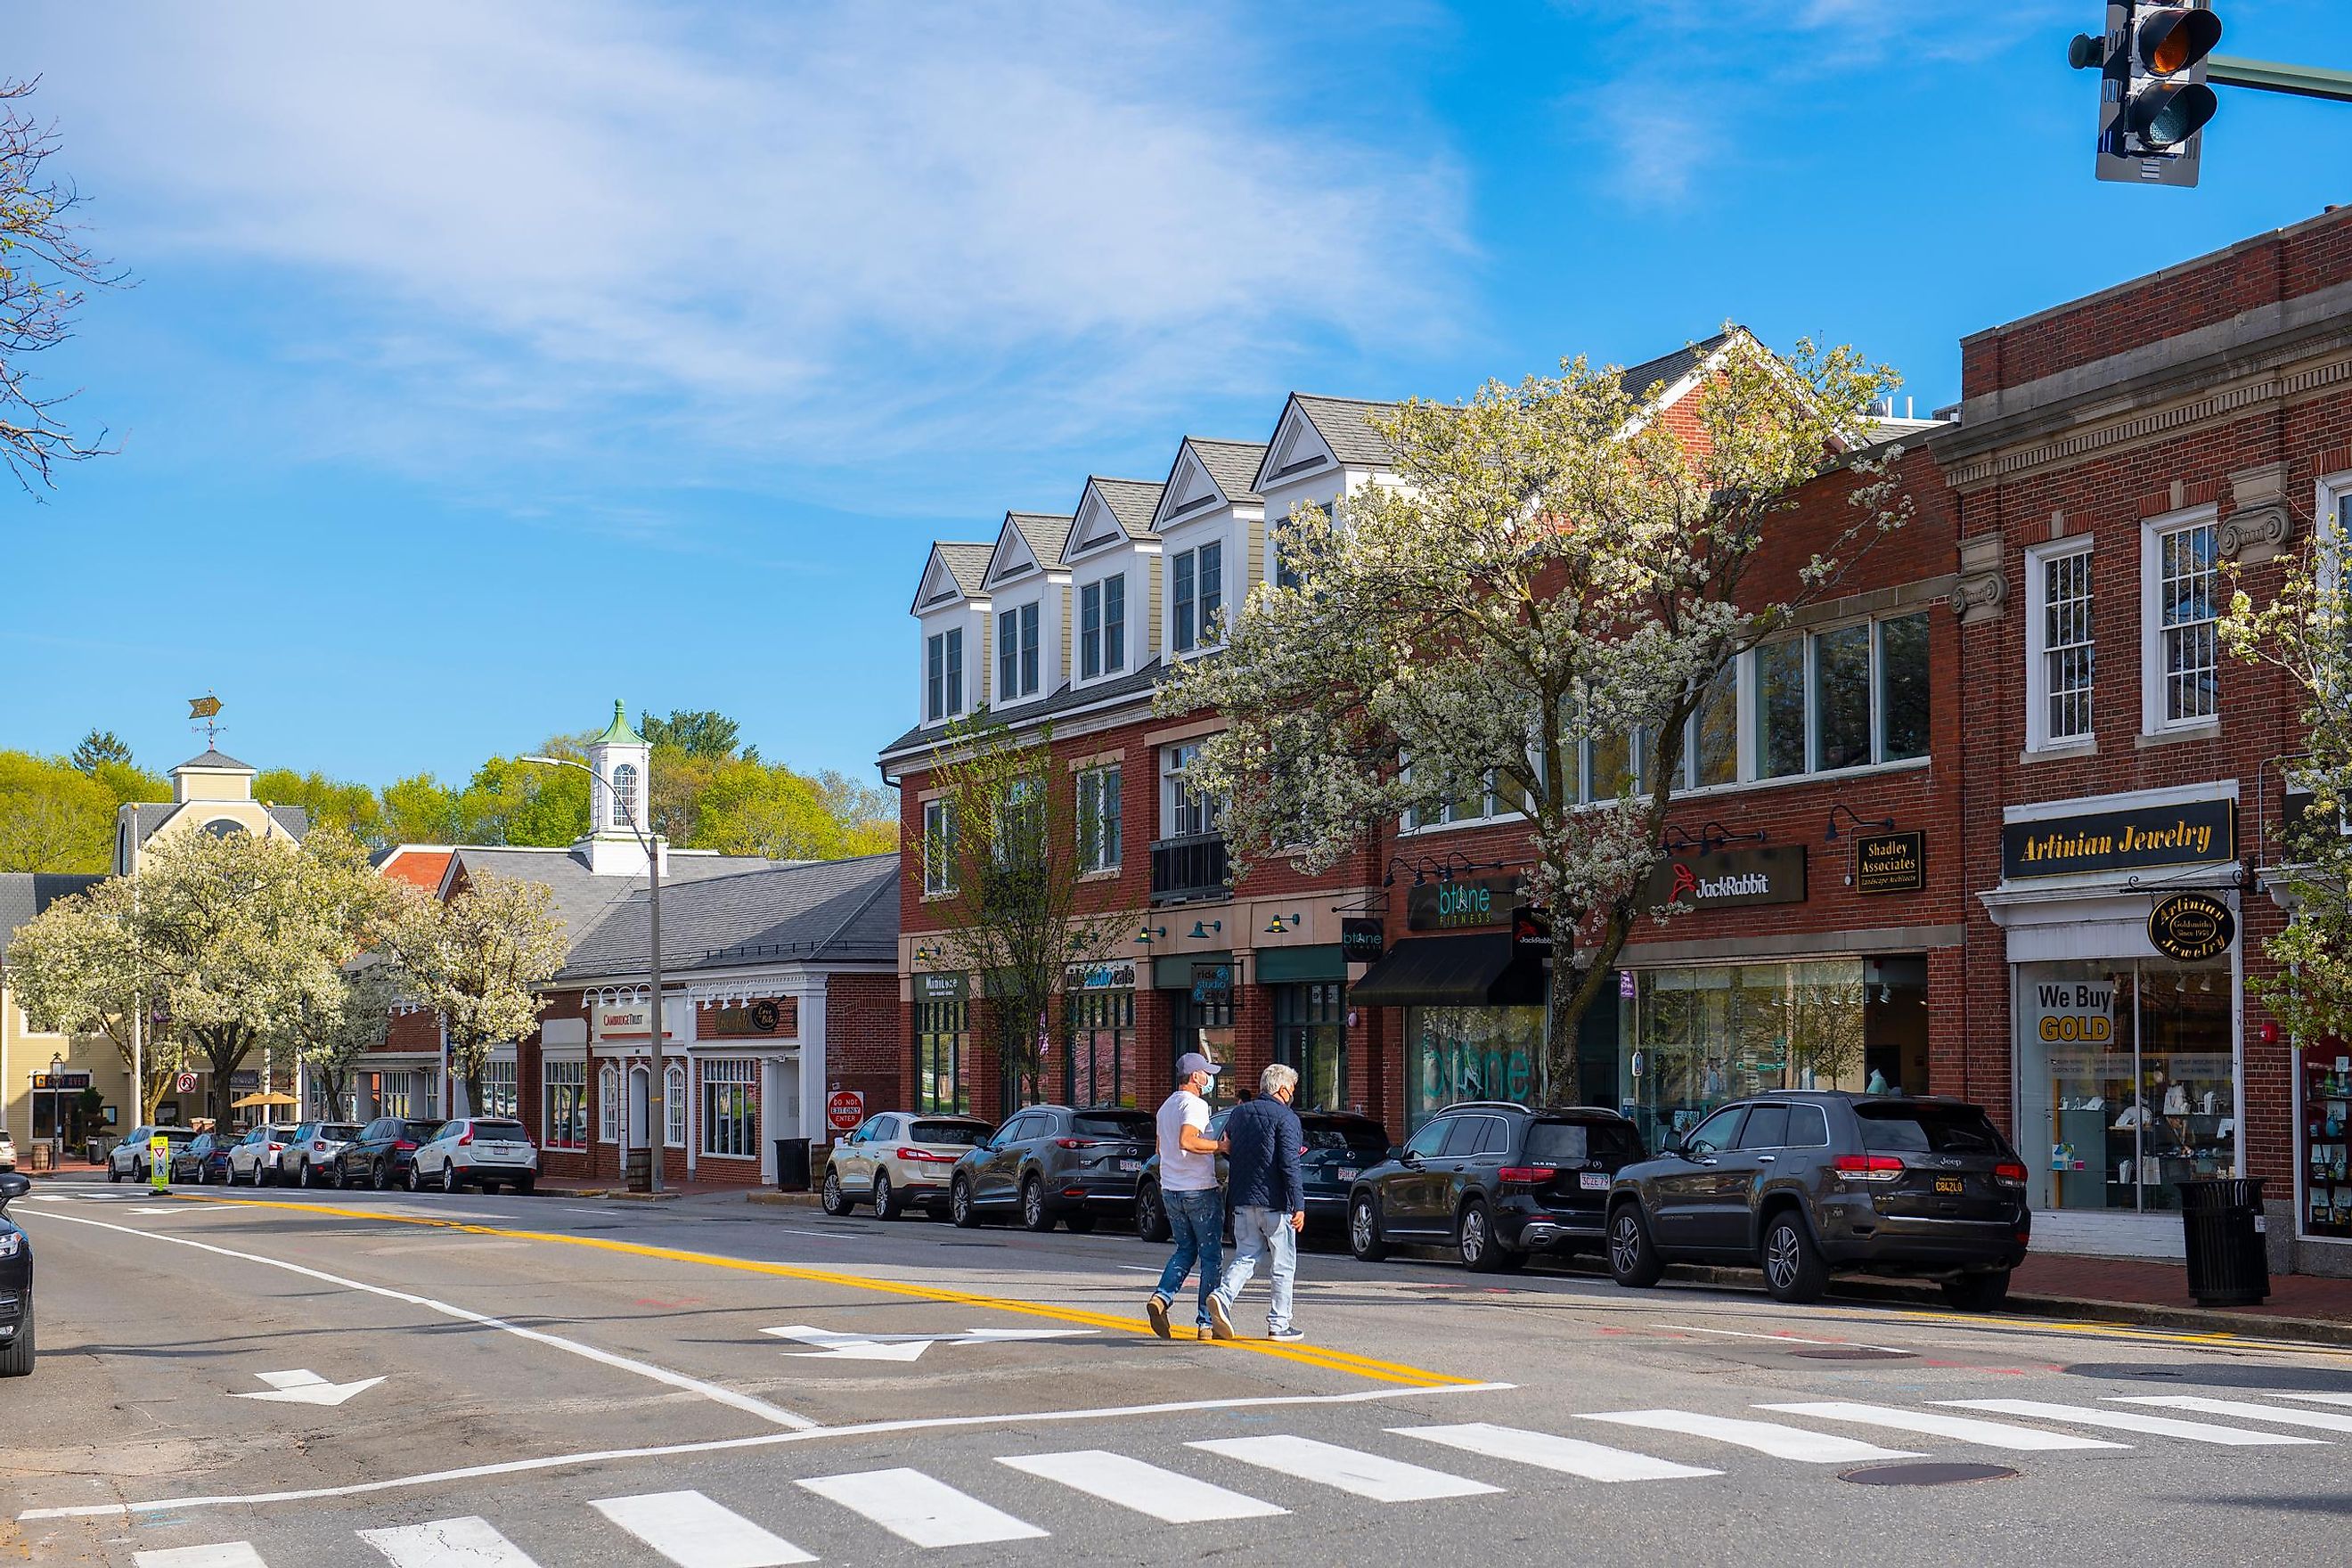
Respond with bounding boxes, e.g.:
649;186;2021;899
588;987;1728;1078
1147;1052;1229;1339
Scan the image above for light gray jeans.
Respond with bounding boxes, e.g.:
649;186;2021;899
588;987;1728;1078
1216;1205;1297;1333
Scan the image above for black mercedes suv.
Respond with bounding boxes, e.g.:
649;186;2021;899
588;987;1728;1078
0;1171;33;1376
1345;1102;1646;1272
1604;1090;2030;1310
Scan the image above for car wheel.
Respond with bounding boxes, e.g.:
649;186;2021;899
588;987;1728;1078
951;1175;981;1229
1020;1176;1056;1233
513;1175;535;1196
298;1160;316;1189
1458;1200;1509;1273
403;1164;421;1194
872;1171;901;1221
0;1295;32;1377
132;1160;146;1183
1760;1210;1828;1304
1607;1201;1665;1288
108;1161;123;1184
1133;1180;1169;1244
1064;1213;1098;1235
1940;1269;2011;1312
370;1160;388;1192
441;1162;461;1195
820;1167;852;1216
1348;1193;1391;1262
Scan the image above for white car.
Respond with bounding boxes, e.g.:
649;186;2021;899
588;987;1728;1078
225;1123;301;1186
282;1122;363;1189
410;1117;538;1195
0;1133;14;1172
106;1125;195;1182
823;1112;992;1220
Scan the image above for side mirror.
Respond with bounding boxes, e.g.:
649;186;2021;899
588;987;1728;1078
1400;1148;1424;1170
0;1172;29;1208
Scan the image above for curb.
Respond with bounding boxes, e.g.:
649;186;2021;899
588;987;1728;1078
533;1186;683;1203
747;1190;824;1209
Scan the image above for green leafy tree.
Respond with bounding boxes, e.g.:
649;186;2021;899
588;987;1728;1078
256;768;385;845
380;774;463;844
383;873;568;1116
69;729;133;775
0;749;113;870
88;755;168;808
453;751;591;847
640;709;745;759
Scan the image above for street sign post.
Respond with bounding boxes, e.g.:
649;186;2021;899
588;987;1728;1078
149;1131;169;1192
827;1090;864;1134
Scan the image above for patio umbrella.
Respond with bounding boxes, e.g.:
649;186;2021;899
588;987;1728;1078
229;1091;298;1109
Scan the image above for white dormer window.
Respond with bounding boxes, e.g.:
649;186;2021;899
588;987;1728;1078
927;627;963;721
609;764;638;829
1172;542;1223;654
1081;576;1127;679
996;602;1040;700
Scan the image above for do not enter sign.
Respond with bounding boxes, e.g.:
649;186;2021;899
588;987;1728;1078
827;1090;865;1132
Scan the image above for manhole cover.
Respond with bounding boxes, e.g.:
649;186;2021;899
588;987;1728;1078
1790;1347;1915;1360
1841;1462;2018;1487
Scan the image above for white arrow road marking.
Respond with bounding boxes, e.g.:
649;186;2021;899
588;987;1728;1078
760;1325;1097;1361
233;1368;388;1407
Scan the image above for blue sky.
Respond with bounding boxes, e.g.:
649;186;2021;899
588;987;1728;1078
10;1;2351;789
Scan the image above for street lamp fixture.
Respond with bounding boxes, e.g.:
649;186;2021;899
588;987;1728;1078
521;753;664;1195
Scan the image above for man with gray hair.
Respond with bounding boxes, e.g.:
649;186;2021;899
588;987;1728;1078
1206;1062;1306;1343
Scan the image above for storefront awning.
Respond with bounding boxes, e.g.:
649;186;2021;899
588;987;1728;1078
1348;933;1546;1008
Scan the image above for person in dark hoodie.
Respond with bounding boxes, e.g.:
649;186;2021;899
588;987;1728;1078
1206;1063;1306;1343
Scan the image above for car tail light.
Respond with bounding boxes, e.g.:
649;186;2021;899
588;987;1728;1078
1053;1138;1098;1150
267;1142;283;1153
1496;1166;1558;1185
1833;1154;1905;1182
395;1141;415;1152
312;1141;326;1152
458;1127;474;1147
896;1147;957;1163
1994;1162;2028;1187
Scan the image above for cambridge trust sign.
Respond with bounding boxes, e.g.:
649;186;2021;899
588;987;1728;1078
2000;799;2235;880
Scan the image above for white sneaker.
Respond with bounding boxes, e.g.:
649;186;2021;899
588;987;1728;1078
1269;1327;1306;1343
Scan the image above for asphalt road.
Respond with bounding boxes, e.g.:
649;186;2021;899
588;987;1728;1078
4;1176;2349;1567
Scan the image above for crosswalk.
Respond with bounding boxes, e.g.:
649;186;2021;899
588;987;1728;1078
127;1392;2352;1566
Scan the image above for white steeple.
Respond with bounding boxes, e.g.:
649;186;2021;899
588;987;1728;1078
578;699;658;876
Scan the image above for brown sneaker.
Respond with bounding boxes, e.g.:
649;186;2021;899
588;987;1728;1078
1146;1294;1171;1339
1207;1294;1235;1340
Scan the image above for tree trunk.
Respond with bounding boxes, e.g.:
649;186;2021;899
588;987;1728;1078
194;1025;253;1128
1544;909;1637;1105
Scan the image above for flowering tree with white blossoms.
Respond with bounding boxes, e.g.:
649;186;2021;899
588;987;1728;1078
272;960;406;1122
382;873;568;1118
1158;333;1911;1092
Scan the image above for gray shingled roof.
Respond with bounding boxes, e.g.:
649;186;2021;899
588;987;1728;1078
445;845;785;963
174;748;253;772
931;542;993;600
559;854;898;980
1090;478;1167;540
878;657;1167;760
0;872;105;963
1615;329;1740;400
1186;438;1266;502
124;802;310;845
1009;511;1074;565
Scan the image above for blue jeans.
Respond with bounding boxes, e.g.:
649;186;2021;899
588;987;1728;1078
1154;1188;1225;1327
1216;1205;1297;1334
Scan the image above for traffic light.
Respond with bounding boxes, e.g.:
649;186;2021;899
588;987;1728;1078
2070;3;2223;186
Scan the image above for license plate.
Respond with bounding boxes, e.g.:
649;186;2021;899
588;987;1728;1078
1336;1168;1358;1182
1117;1160;1139;1172
1580;1172;1609;1191
1934;1177;1964;1194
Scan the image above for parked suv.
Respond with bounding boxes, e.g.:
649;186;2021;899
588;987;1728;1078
822;1112;991;1220
107;1125;195;1182
1134;1107;1391;1242
948;1105;1155;1232
1605;1091;2029;1310
169;1131;235;1185
0;1171;33;1376
411;1116;538;1194
283;1122;365;1189
226;1123;300;1186
331;1117;445;1190
1345;1102;1646;1272
0;1132;15;1172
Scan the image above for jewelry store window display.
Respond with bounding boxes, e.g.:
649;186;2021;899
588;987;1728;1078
2018;959;2236;1213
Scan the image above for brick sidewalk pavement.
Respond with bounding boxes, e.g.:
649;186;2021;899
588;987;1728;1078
2013;1252;2352;1324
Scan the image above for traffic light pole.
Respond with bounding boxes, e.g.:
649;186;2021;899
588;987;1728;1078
2206;55;2352;106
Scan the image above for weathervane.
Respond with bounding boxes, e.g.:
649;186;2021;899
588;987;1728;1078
188;691;225;748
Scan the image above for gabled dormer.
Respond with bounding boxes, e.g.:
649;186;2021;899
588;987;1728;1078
1058;477;1165;690
911;540;992;729
1252;394;1401;591
1150;437;1265;659
981;510;1073;709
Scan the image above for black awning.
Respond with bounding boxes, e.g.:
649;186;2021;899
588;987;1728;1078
1347;932;1547;1008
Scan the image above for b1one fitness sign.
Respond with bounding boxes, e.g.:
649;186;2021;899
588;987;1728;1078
1643;845;1807;911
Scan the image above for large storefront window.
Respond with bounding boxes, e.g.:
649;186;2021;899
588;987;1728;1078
2019;959;2236;1213
1066;989;1139;1107
543;1060;586;1150
1273;982;1347;1111
914;999;968;1115
1619;961;1882;1152
702;1058;759;1157
1406;1005;1543;1131
1170;988;1236;1107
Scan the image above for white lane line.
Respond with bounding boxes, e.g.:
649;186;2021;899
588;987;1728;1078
1939;1400;2329;1447
1576;1409;1920;1463
18;1205;816;1431
134;1547;268;1568
1188;1435;1501;1502
798;1468;1047;1548
762;1228;853;1241
589;1490;814;1567
18;1380;1514;1521
2111;1395;2352;1433
1651;1323;1908;1354
359;1515;542;1566
2258;1392;2352;1410
1392;1423;1720;1482
1758;1401;2126;1452
999;1450;1286;1523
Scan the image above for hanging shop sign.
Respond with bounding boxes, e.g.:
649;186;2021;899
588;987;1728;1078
1510;906;1553;949
1339;918;1386;964
1190;961;1233;1003
2148;892;2237;961
1854;830;1925;894
1644;845;1808;911
1406;875;1519;932
919;972;968;1000
2000;799;2235;879
1065;960;1139;991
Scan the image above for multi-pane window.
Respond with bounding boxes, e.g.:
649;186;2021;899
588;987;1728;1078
1877;614;1931;761
702;1058;758;1157
925;627;963;721
1105;575;1126;672
665;1062;687;1148
609;764;638;829
1081;576;1127;678
1162;740;1224;837
2154;519;2218;726
1080;583;1100;677
1172;542;1224;653
1587;731;1637;803
2034;545;2095;745
1066;989;1138;1107
1756;639;1807;778
1273;982;1347;1111
922;800;957;895
1812;624;1873;772
599;1062;621;1143
1409;766;1508;828
543;1060;586;1150
993;777;1041;867
481;1059;519;1119
1752;614;1932;780
1077;764;1122;871
1690;668;1739;787
996;601;1039;700
914;999;968;1114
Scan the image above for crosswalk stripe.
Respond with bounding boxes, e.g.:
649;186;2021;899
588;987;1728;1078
1575;1409;1920;1463
1939;1400;2330;1447
1758;1401;2127;1451
589;1490;816;1567
1392;1423;1721;1482
999;1450;1286;1523
1188;1434;1502;1502
797;1467;1048;1548
2257;1392;2352;1411
2111;1395;2352;1434
133;1547;268;1568
357;1516;542;1567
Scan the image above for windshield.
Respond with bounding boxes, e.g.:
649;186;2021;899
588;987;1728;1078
1527;1119;1644;1164
470;1121;531;1142
399;1122;444;1141
1857;1103;2007;1156
1302;1121;1388;1155
1072;1113;1154;1139
909;1121;985;1147
318;1124;362;1140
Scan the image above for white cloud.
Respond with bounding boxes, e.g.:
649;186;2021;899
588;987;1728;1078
22;1;1465;477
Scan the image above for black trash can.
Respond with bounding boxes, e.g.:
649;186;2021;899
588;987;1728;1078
2179;1176;2269;1307
773;1137;811;1193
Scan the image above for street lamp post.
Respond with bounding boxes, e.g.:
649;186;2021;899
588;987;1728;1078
47;1051;63;1163
522;754;663;1195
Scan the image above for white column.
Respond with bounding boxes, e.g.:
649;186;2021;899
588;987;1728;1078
793;979;827;1150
